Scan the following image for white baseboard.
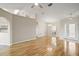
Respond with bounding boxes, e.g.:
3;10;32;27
11;37;37;45
10;35;45;45
0;43;11;46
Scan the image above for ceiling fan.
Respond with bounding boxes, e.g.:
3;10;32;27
48;3;53;6
31;3;53;8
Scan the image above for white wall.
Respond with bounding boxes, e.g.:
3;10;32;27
36;20;46;37
0;33;10;45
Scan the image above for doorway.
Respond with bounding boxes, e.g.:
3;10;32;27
47;24;57;47
0;17;10;48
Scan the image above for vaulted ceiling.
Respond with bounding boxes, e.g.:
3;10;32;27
0;3;79;23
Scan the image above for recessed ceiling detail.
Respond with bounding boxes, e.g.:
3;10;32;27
0;3;79;23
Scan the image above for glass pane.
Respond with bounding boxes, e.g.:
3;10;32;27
64;24;67;37
69;24;75;38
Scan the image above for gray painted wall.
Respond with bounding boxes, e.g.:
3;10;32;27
12;15;37;44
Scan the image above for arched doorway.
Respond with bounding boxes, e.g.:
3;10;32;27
0;17;10;46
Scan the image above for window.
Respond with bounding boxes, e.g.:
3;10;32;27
69;24;75;38
0;17;8;33
64;24;67;37
64;24;76;38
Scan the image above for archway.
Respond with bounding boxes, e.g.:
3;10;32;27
0;17;10;46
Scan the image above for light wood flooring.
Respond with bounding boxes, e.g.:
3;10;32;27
0;36;79;56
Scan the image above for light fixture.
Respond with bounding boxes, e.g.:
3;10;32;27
14;9;20;14
35;3;38;6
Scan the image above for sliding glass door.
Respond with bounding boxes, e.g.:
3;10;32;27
64;24;76;39
69;24;75;38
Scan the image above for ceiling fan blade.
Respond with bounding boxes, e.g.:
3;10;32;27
48;3;53;6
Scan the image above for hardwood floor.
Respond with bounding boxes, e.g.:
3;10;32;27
0;36;79;56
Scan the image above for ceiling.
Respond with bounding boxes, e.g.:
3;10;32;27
0;3;79;23
0;17;9;24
